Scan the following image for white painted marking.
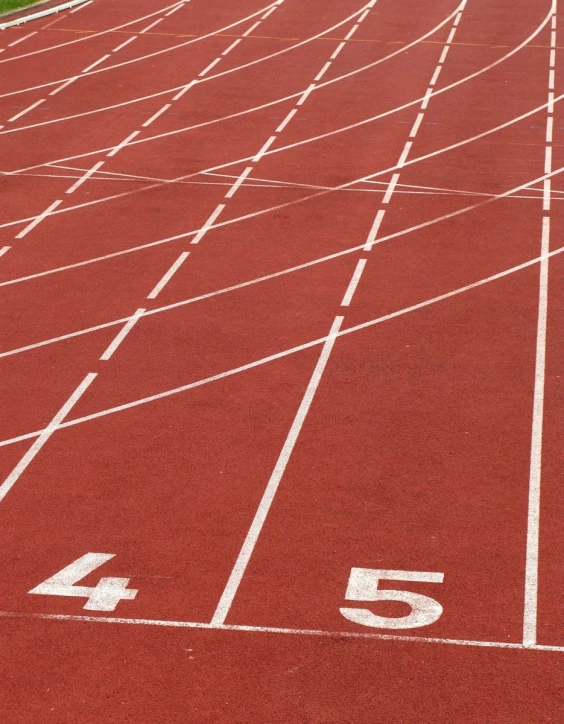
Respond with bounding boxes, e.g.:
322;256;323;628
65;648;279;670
344;23;360;40
147;252;189;298
550;48;556;67
190;204;225;244
523;216;551;648
100;308;145;360
358;8;370;22
275;108;297;133
549;69;555;89
81;54;110;73
0;373;96;503
453;11;462;26
546;116;554;143
242;20;261;37
341;259;366;306
261;6;277;20
8;98;45;122
0;245;11;258
341;568;444;629
548;91;555;113
551;13;557;30
421;88;433;109
382;173;400;204
164;4;183;17
252;135;277;162
551;30;557;47
314;61;332;81
211;316;344;625
429;64;442;86
225;166;253;198
15;199;61;238
29;553;137;611
397;141;412;167
363;209;386;250
140;17;164;33
172;79;197;100
65;161;104;194
446;27;457;44
545;146;552;174
543;179;551;210
330;41;346;60
297;83;315;106
49;75;78;96
112;36;138;53
221;38;242;56
107;130;140;157
409;112;425;138
142;103;171;127
199;56;222;77
68;0;92;13
439;45;450;64
7;31;37;47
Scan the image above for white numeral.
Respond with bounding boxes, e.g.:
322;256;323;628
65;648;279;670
29;553;137;612
340;567;444;629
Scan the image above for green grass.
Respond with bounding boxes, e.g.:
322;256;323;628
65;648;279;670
0;0;44;15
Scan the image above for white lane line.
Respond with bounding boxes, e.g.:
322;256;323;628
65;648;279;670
314;61;332;82
81;55;110;73
397;141;412;167
550;48;556;67
409;111;425;138
65;161;104;194
341;259;366;306
344;23;360;40
107;130;140;157
363;209;386;251
446;26;457;44
225;166;253;198
0;245;11;258
7;31;37;47
68;0;92;13
330;41;346;60
100;308;145;360
545;146;552;174
211;316;344;625
0;373;96;504
49;76;78;96
358;7;371;22
172;79;197;101
0;610;563;651
429;64;443;86
142;103;171;127
421;88;433;109
439;45;450;64
252;135;277;162
549;69;555;89
523;216;551;648
546;116;553;143
199;56;222;77
147;252;189;299
164;3;184;17
190;204;225;244
543;179;551;210
261;5;277;20
453;10;463;25
15;199;61;238
382;173;400;204
8;98;45;122
112;36;138;53
242;20;261;37
140;17;164;33
275;108;297;133
297;83;316;106
221;38;242;55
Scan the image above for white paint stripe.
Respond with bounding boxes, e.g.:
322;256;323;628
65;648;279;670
107;130;140;157
453;11;463;26
261;5;277;20
142;104;171;128
429;64;442;86
147;252;189;299
164;4;184;17
382;173;400;204
546;115;554;142
551;30;557;47
341;259;366;306
0;610;562;650
421;88;433;109
252;135;277;162
358;8;370;22
275;108;297;133
100;308;145;360
172;79;197;101
550;48;556;67
330;41;346;60
15;199;61;238
410;111;425;138
397;141;412;167
548;91;555;113
112;36;138;53
0;373;96;503
551;13;557;30
549;69;555;89
242;20;261;37
439;45;450;64
81;55;110;73
344;23;360;40
523;216;551;647
314;61;332;82
199;57;222;77
65;161;104;194
363;209;386;250
141;18;164;33
543;179;551;210
0;245;11;258
225;166;253;198
68;0;92;12
545;146;552;174
221;38;242;56
8;98;45;122
49;76;78;96
7;32;37;47
211;316;344;625
297;83;315;106
190;204;225;244
446;26;457;44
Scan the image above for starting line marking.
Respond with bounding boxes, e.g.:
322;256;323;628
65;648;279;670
0;610;562;652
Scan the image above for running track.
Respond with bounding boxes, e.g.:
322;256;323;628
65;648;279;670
0;0;562;720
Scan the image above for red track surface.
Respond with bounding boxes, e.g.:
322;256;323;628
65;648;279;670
0;0;563;720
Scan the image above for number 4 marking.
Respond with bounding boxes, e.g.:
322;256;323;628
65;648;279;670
29;553;138;612
340;568;444;629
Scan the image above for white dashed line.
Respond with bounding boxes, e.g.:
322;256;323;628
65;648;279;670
147;252;190;299
225;167;253;198
341;259;367;306
66;161;105;195
190;204;225;244
8;98;45;122
100;308;146;360
142;104;171;128
107;130;140;157
15;199;62;238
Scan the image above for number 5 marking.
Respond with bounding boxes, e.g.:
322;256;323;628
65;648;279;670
340;568;444;629
29;553;138;612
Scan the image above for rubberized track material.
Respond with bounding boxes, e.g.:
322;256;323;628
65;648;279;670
0;0;563;721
